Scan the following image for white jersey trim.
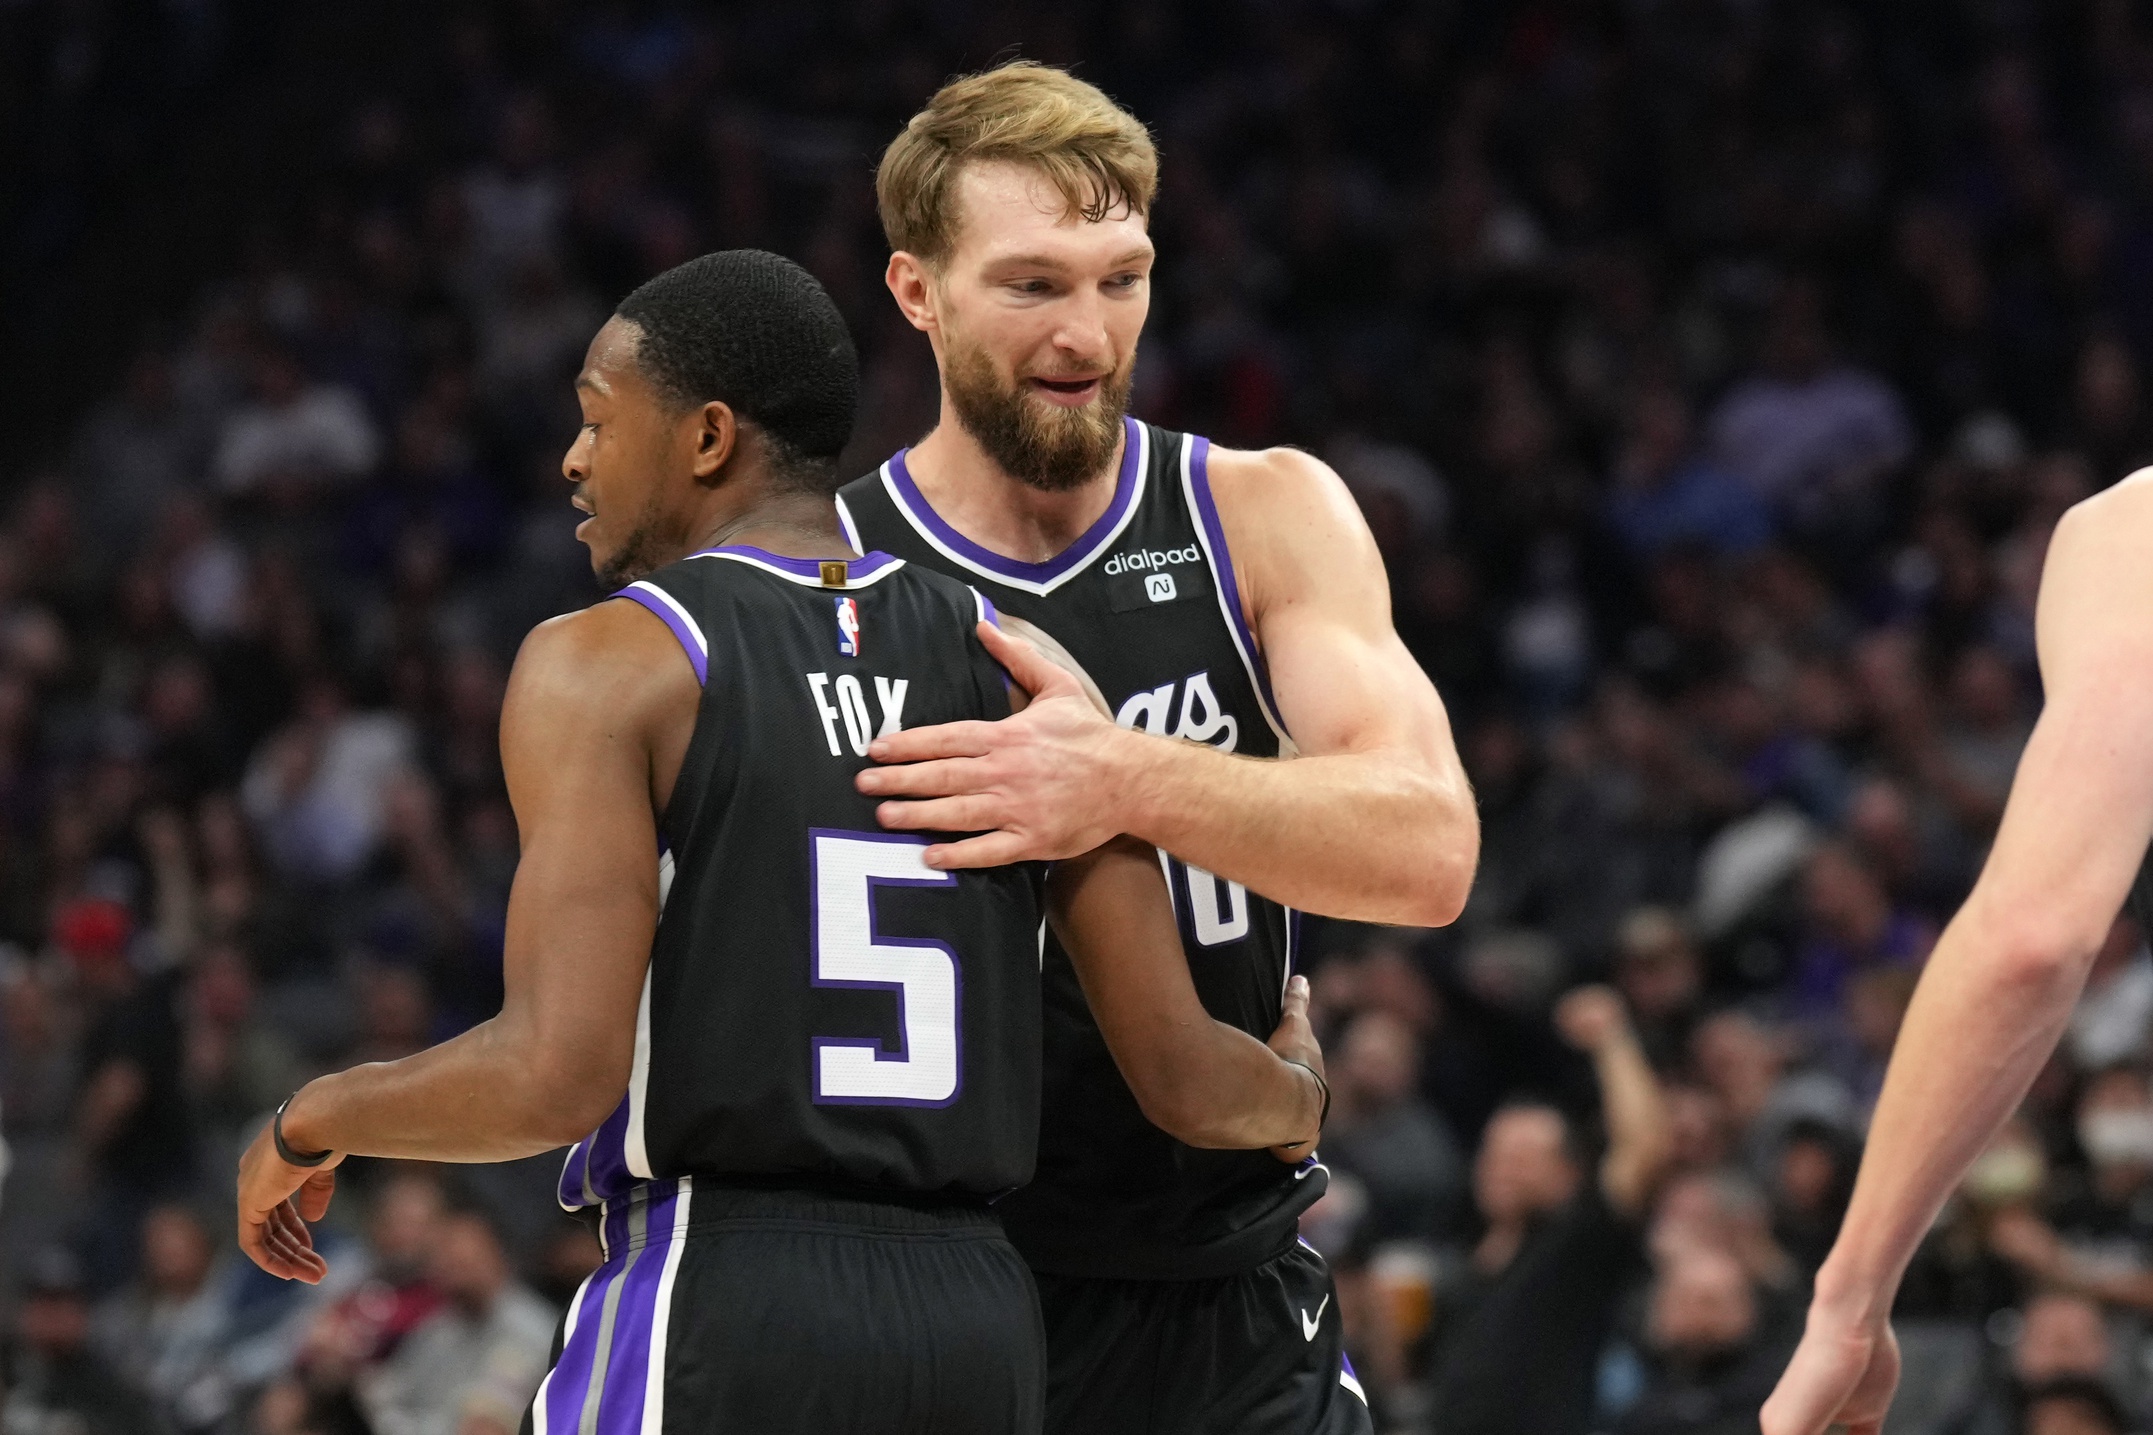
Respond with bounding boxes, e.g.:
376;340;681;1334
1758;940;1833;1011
639;1177;693;1434
623;580;709;664
688;548;908;589
624;850;674;1180
873;423;1150;596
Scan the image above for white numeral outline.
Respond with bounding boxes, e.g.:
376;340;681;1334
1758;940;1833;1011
808;829;962;1107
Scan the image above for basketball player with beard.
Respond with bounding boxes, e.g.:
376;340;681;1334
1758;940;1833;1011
837;64;1478;1435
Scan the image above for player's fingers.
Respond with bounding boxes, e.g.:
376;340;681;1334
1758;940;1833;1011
1280;974;1311;1024
258;1215;320;1282
874;797;999;835
271;1199;317;1251
266;1207;319;1270
975;621;1079;699
922;832;1033;871
238;1219;280;1276
296;1168;337;1223
854;757;985;800
867;720;997;765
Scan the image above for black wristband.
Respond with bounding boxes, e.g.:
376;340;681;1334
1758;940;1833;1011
1283;1059;1330;1132
273;1093;334;1168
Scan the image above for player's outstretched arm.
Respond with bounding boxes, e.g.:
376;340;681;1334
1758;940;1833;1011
1048;837;1325;1158
859;446;1476;927
236;600;692;1282
1763;472;2153;1435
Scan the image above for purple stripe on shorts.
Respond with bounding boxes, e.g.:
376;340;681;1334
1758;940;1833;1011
614;585;708;686
1186;436;1284;730
536;1182;683;1435
590;1181;683;1435
540;1204;634;1433
887;416;1139;584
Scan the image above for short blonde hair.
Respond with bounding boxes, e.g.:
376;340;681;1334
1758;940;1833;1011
877;61;1158;265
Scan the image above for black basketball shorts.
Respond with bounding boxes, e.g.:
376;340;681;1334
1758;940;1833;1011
524;1178;1044;1435
1034;1237;1371;1435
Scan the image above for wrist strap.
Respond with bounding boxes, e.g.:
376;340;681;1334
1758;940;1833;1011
274;1093;334;1168
1282;1059;1330;1132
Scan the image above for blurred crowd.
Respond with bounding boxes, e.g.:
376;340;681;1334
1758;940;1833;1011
5;1;2153;1432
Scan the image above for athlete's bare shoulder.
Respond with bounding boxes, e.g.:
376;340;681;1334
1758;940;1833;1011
2060;465;2153;536
2037;468;2153;683
504;597;703;804
512;599;692;704
1194;444;1383;621
1200;443;1362;533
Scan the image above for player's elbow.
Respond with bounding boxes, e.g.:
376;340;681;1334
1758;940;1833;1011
518;1081;624;1149
1395;779;1479;928
1981;911;2104;998
505;1042;633;1149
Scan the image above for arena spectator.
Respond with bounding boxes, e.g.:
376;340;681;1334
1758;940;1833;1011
1;1248;153;1435
211;348;381;499
1428;987;1673;1435
1324;1008;1471;1243
1616;1248;1798;1435
354;1208;554;1435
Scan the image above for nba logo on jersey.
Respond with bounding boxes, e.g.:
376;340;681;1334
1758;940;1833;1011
834;596;861;656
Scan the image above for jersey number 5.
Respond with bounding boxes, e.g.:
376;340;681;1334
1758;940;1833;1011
808;830;961;1107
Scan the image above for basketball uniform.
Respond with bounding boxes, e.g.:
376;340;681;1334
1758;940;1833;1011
526;546;1048;1435
839;419;1371;1434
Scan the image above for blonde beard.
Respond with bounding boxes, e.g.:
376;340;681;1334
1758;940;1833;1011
943;338;1132;493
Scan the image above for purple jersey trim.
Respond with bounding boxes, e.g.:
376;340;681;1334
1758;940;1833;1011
1185;436;1285;728
614;584;708;686
886;415;1141;585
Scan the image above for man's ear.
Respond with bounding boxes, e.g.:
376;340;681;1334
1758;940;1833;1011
690;399;738;483
885;252;941;336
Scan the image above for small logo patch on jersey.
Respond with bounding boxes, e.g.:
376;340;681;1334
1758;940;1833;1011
835;596;861;656
1144;573;1177;603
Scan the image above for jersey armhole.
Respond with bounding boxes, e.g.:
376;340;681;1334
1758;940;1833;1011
964;585;1016;710
613;581;710;687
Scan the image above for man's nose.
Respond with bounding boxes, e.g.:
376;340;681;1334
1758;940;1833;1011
1051;293;1111;361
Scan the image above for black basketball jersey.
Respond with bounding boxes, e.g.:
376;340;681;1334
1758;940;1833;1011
555;546;1046;1214
838;417;1326;1280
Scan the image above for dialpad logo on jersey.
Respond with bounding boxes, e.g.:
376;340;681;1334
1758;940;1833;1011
1114;669;1239;752
1105;543;1202;614
1102;543;1201;576
834;596;860;656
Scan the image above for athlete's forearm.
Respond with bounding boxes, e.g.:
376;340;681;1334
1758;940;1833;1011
278;1017;619;1164
1813;898;2091;1324
1051;838;1324;1151
1145;1019;1323;1150
1113;731;1476;926
1590;1027;1673;1217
